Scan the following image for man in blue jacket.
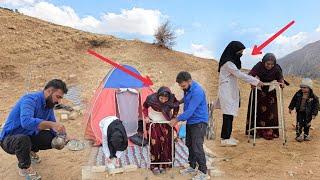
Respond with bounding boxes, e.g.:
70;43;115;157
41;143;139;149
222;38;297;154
170;71;209;180
0;79;68;178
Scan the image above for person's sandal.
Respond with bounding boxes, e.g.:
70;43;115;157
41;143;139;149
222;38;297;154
159;168;166;174
152;168;161;175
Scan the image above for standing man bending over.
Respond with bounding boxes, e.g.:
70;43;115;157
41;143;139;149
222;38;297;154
170;71;209;180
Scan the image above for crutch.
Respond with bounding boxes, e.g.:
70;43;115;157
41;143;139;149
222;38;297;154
147;121;175;169
247;82;287;146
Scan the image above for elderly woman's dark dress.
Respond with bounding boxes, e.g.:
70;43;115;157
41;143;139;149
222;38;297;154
245;53;284;140
142;87;179;170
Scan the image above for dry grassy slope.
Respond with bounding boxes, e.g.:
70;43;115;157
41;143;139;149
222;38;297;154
0;8;217;122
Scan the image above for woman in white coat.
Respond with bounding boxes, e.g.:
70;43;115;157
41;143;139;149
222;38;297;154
99;116;128;168
216;41;263;147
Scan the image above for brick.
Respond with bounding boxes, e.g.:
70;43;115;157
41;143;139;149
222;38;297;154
123;164;138;172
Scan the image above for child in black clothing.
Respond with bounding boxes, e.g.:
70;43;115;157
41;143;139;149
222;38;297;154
289;78;319;142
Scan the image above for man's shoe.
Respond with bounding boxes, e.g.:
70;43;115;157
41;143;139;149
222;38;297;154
192;171;210;180
295;136;304;142
304;135;312;141
180;167;197;175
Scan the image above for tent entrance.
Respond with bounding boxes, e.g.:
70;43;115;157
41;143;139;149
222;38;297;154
116;88;139;137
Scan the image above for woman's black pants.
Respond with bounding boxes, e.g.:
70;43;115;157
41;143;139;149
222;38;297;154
221;114;234;139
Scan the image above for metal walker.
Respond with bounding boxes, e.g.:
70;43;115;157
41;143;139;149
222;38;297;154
247;82;287;146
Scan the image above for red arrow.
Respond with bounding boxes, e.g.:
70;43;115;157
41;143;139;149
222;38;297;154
252;20;295;55
87;49;153;86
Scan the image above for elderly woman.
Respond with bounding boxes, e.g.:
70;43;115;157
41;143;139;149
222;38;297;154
143;86;180;175
245;53;285;140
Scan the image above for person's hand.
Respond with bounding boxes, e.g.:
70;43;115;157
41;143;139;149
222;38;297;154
52;122;66;134
106;158;112;164
173;131;179;142
145;117;150;123
257;81;264;88
179;99;184;104
289;109;293;114
169;118;179;127
312;115;316;119
65;135;77;143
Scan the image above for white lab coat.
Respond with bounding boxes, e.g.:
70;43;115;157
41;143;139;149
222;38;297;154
216;61;260;116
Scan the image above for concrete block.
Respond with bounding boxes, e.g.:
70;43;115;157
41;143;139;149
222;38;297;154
57;110;71;115
81;166;91;180
60;114;69;121
82;166;107;180
91;166;106;173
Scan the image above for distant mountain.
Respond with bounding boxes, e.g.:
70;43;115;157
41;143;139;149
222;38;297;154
278;40;320;78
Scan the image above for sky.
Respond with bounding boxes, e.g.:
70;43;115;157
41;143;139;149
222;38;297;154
1;0;320;68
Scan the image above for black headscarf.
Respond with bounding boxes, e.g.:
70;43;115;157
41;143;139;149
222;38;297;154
218;41;246;72
107;119;128;158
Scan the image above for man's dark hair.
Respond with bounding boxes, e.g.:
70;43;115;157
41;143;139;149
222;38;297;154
176;71;192;83
44;79;68;94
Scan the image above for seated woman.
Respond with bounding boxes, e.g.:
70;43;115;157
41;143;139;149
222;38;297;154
143;86;180;175
245;53;284;140
99;116;128;169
